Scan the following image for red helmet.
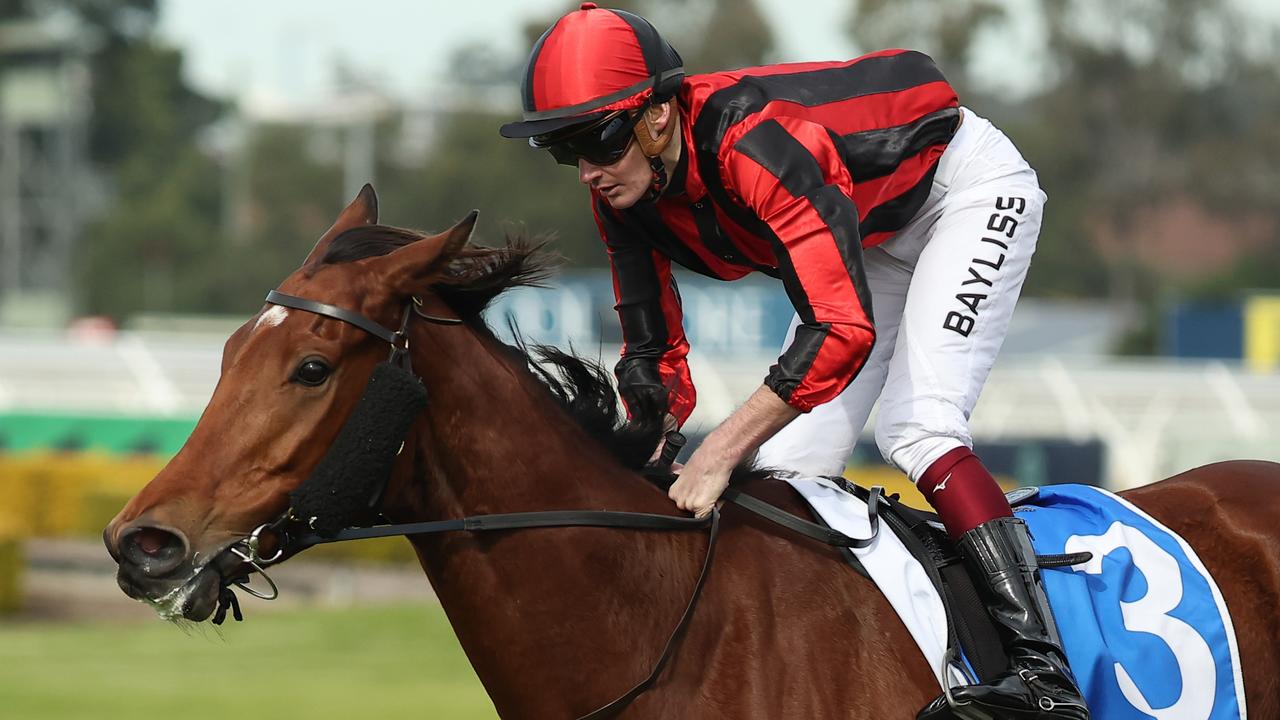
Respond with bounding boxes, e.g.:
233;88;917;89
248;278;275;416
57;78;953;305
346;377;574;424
499;2;684;140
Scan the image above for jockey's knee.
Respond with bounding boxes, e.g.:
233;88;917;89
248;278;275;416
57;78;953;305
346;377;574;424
874;409;972;483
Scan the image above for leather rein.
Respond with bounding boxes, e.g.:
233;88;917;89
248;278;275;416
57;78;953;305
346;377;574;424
217;288;884;719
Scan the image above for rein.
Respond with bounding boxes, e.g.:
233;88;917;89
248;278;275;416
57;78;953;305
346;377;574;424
224;288;883;719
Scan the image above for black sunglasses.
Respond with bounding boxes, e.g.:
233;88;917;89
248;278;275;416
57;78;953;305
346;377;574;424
532;110;645;167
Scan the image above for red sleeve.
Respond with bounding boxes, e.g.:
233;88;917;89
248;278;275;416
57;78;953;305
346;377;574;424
591;195;696;425
721;117;876;412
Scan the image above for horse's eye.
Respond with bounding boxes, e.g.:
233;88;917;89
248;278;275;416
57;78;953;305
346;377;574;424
292;358;331;387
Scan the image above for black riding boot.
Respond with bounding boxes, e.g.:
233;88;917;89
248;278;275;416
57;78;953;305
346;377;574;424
918;517;1089;720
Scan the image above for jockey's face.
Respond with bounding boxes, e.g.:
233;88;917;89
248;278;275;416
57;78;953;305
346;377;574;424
578;137;650;209
578;101;677;210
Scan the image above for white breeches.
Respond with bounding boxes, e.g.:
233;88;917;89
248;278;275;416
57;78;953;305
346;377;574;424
756;108;1046;483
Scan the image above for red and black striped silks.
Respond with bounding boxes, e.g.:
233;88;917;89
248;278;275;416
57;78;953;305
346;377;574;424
599;49;959;422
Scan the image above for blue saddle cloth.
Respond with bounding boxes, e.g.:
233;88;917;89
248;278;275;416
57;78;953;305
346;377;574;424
1015;484;1245;720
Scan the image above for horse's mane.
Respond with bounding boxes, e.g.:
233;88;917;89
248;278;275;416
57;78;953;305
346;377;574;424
317;224;666;471
317;224;556;318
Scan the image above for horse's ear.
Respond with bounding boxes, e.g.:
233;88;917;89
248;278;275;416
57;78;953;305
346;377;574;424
303;184;379;267
381;210;478;295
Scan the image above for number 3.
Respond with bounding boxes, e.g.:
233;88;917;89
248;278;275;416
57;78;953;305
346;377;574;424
1065;522;1216;719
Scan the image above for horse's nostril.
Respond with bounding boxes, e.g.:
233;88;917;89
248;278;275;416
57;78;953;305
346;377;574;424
119;525;189;576
133;528;171;556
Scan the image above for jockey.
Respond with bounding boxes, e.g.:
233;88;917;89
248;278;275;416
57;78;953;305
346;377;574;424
501;4;1087;718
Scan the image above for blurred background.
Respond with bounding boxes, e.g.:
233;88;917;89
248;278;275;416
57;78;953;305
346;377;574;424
1;0;1278;717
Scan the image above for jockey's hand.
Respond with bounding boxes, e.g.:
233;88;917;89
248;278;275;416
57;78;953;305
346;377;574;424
668;439;735;518
668;385;801;518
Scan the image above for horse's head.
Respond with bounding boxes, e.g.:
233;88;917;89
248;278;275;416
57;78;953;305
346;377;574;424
103;185;477;621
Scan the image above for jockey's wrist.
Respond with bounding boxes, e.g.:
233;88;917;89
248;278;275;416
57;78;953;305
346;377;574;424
703;386;799;467
695;428;744;467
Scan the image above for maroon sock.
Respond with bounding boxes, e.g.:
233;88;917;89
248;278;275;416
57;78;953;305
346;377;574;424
916;447;1013;540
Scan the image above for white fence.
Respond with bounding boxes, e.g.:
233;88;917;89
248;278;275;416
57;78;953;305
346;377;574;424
1;328;1277;489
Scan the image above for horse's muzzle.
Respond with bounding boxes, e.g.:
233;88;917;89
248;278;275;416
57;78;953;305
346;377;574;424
107;522;246;621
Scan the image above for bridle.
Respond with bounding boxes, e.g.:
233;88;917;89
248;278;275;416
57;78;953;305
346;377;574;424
215;287;884;719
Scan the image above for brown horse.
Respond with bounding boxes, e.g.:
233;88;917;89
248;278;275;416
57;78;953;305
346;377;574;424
105;187;1280;718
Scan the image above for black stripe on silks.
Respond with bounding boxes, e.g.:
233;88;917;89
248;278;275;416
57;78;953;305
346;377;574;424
809;186;875;325
626;204;717;278
734;121;874;325
709;187;830;404
734;120;825;197
727;120;822;325
597;198;671;360
833;106;960;183
765;323;831;401
769;229;818;324
522;26;554;112
695;51;948;155
688;200;774;274
752;213;826;401
858;161;940;239
692;53;947;251
718;119;819;249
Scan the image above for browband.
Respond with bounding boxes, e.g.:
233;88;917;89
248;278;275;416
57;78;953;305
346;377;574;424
266;290;400;345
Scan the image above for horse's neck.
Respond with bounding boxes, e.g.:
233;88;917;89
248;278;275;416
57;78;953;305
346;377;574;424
388;325;695;716
405;328;666;517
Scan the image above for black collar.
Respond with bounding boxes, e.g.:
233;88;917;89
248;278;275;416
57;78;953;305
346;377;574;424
664;142;689;198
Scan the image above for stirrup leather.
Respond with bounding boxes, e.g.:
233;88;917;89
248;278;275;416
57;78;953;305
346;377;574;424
917;517;1089;720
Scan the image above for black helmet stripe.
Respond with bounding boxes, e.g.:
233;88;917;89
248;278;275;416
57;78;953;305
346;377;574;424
607;9;684;100
608;9;662;75
521;25;555;113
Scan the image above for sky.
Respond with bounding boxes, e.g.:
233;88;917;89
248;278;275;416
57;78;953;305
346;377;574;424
156;0;1280;113
156;0;857;108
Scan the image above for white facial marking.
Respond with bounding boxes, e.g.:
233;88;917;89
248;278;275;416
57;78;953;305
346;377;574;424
255;305;289;331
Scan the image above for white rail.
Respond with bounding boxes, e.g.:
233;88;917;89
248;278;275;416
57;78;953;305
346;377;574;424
2;329;1277;489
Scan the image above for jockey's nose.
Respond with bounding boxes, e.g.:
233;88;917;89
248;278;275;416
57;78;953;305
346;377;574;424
578;158;603;185
116;523;190;577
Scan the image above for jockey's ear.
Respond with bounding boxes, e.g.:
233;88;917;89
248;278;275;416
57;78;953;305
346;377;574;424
380;210;478;296
303;184;379;268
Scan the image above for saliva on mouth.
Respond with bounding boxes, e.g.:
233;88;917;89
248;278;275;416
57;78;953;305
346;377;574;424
145;582;198;622
139;563;223;623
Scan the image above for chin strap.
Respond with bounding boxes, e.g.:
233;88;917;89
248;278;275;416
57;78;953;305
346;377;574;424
641;155;669;203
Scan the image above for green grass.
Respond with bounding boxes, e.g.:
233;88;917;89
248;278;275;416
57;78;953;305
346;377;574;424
0;603;497;720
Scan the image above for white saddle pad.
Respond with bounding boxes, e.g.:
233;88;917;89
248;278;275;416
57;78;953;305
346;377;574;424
782;475;965;688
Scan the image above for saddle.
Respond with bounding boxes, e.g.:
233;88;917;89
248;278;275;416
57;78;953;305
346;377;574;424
830;478;1014;683
651;459;1029;684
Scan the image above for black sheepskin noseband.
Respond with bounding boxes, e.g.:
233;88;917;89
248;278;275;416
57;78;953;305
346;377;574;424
289;361;428;537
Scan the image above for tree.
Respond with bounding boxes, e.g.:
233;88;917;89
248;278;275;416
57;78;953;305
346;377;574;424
2;0;227;318
849;0;1280;311
848;0;1004;94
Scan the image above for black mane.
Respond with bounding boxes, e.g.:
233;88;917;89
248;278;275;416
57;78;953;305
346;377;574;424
316;223;665;470
317;224;556;319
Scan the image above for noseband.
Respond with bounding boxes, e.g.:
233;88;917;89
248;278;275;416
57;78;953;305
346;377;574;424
215;287;883;720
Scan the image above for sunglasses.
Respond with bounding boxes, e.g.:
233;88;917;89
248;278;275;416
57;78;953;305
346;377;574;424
532;110;645;167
